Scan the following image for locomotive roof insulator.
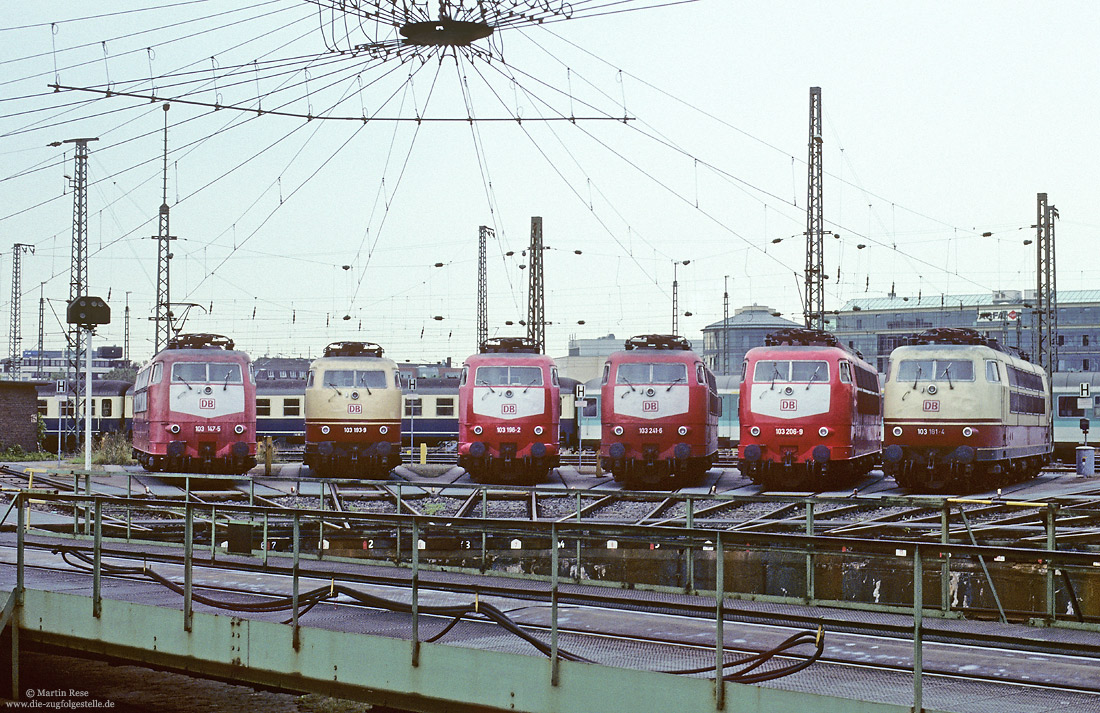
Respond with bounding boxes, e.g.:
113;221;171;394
167;333;235;351
480;337;539;354
323;341;385;358
624;334;692;351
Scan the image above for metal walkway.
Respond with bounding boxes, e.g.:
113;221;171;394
1;491;1098;713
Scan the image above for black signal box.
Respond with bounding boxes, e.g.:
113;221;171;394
67;295;111;327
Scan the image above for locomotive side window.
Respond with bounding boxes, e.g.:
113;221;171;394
173;362;208;383
601;363;610;385
460;367;468;386
551;368;560;387
838;362;852;383
150;363;163;384
985;361;1001;382
306;371;315;387
740;360;747;382
696;364;706;385
209;363;243;384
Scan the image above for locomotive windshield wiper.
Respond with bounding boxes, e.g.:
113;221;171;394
805;365;821;390
523;377;539;393
176;375;193;391
912;365;922;390
666;376;685;392
770;365;781;390
222;372;231;391
941;364;954;389
619;376;637;397
326;381;343;397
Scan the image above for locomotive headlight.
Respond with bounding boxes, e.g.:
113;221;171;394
749;426;761;437
534;425;544;436
168;423;180;434
677;425;688;436
321;425;331;435
892;426;903;437
613;425;624;436
818;426;830;437
379;425;388;435
234;424;245;435
962;426;974;438
473;425;483;435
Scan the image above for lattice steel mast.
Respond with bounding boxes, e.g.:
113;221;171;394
36;284;44;378
477;225;491;350
55;137;97;446
1036;193;1058;375
8;243;34;377
154;104;176;354
526;217;545;353
804;86;824;331
722;275;730;374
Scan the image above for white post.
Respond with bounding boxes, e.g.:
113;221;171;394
85;328;92;470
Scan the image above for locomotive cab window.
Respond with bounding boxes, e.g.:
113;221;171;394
460;367;468;386
306;371;315;388
696;363;706;385
150;363;163;384
356;370;388;389
753;361;789;382
551;368;559;387
601;364;610;385
173;362;209;383
618;362;687;385
209;363;242;384
475;365;543;387
985;361;1001;382
897;359;974;382
838;362;852;383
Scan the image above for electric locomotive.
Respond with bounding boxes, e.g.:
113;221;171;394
304;341;402;477
882;328;1051;492
600;334;719;488
131;333;256;474
458;337;560;484
738;328;881;489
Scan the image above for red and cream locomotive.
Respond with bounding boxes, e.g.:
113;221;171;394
304;341;403;478
458;337;561;484
882;327;1051;492
738;328;881;489
131;333;257;474
600;334;719;488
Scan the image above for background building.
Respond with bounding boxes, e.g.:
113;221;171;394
834;289;1100;372
701;305;800;375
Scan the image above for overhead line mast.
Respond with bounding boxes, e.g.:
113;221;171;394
1035;193;1058;376
153;104;177;354
804;86;824;331
477;225;491;350
526;217;545;353
8;243;34;376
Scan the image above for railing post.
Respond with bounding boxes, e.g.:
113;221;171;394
551;523;560;686
575;492;582;582
714;532;725;710
292;512;300;650
805;500;815;603
262;511;269;567
940;500;950;614
125;472;132;542
72;473;79;534
480;488;488;573
319;484;326;560
184;502;193;632
210;505;217;558
913;545;924;713
83;473;91;536
1046;503;1057;621
687;496;695;594
93;498;102;618
412;519;420;667
14;492;23;701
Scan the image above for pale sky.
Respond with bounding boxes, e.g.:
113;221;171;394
2;1;1098;364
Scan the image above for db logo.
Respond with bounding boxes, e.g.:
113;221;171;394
642;401;659;412
501;403;517;415
348;403;362;414
199;398;215;409
780;399;797;411
923;400;940;412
